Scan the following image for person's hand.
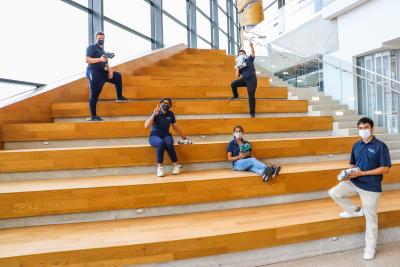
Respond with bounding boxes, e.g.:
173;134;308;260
152;104;161;116
345;171;364;180
108;70;114;79
239;152;247;159
100;56;108;62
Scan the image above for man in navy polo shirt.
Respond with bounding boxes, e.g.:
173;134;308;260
86;31;128;121
329;117;391;260
229;42;258;118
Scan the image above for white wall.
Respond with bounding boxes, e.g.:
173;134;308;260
324;0;400;110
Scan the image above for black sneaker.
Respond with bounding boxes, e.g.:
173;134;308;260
250;114;255;118
116;96;129;102
228;96;240;101
87;116;104;122
262;166;272;182
271;165;281;179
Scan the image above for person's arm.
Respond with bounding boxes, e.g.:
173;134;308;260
171;123;186;139
144;105;160;129
235;68;240;78
227;152;246;162
86;56;107;64
105;63;113;79
347;166;390;180
250;42;255;58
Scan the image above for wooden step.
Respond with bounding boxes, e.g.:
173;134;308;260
182;48;227;55
0;136;359;173
0;190;399;266
1;161;398;219
122;76;270;87
1;116;333;142
138;67;237;75
99;85;287;99
51;99;307;118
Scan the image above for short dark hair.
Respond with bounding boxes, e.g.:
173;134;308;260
96;31;105;37
233;125;244;133
357;117;374;128
160;97;172;107
238;49;246;55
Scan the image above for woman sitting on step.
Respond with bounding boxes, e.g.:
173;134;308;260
227;125;281;182
145;97;187;177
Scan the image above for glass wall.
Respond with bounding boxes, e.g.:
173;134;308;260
357;50;400;132
1;0;240;92
0;0;88;84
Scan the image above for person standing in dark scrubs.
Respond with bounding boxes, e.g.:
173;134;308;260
85;31;128;121
229;42;257;118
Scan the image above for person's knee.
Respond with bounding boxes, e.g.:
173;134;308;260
113;71;122;80
328;187;339;199
231;81;237;88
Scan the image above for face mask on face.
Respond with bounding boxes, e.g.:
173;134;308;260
359;129;372;141
97;39;104;46
161;103;170;111
234;132;242;139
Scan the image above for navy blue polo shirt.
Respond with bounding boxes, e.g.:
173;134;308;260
350;136;391;192
150;110;176;137
86;44;107;71
239;55;256;81
227;138;252;165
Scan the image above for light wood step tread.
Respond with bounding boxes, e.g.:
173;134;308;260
0;190;399;265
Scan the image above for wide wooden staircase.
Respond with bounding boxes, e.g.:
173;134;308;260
0;45;400;266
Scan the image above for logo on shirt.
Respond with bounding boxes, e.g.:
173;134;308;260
166;117;171;121
368;148;376;154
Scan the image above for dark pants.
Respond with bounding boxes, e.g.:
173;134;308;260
149;134;178;164
231;77;257;115
86;69;123;117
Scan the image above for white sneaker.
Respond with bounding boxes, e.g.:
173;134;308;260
157;166;165;177
172;164;181;175
339;208;364;218
363;247;376;260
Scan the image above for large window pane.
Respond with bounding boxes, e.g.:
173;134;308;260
219;30;228;52
218;8;228;32
218;0;227;11
163;0;187;24
197;37;211;49
163;15;188;46
196;0;211;17
196;12;212;43
0;0;88;84
104;22;151;62
104;0;151;36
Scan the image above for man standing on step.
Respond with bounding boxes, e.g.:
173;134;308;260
229;42;257;118
329;117;391;260
85;31;128;121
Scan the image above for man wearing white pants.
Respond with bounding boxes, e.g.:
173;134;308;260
329;117;391;260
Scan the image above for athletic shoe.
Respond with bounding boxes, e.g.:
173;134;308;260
116;96;129;102
262;166;272;182
228;96;240;101
157;166;165;177
339;208;364;218
87;116;104;122
271;165;281;179
363;247;376;260
172;164;181;175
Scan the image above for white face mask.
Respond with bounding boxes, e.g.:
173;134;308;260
234;132;242;139
359;129;372;141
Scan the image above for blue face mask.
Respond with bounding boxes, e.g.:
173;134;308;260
97;39;104;46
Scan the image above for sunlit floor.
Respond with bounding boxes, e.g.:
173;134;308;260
266;241;400;267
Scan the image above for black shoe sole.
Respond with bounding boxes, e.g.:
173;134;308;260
272;165;281;179
262;166;272;182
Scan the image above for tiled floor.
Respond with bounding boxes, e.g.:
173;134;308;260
266;242;400;267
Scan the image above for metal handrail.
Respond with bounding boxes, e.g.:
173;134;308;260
245;37;400;94
244;32;400;86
